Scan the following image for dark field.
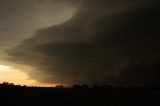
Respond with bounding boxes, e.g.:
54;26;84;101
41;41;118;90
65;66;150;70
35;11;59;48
1;87;160;106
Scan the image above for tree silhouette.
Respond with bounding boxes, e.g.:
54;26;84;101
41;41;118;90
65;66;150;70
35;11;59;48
73;84;89;88
104;84;112;88
0;81;15;87
93;84;98;89
55;84;64;88
81;84;89;88
73;84;81;88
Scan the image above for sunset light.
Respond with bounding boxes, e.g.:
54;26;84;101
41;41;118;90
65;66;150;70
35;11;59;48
0;65;16;72
0;64;53;87
0;0;159;105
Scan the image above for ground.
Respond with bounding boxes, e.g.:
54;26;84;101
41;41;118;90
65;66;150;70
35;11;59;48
0;87;160;106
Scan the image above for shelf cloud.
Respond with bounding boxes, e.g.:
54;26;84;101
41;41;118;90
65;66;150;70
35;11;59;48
6;0;160;86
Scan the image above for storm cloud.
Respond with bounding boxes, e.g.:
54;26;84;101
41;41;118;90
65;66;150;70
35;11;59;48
6;0;160;86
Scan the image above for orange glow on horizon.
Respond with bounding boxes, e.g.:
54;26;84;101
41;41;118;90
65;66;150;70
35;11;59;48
0;64;60;87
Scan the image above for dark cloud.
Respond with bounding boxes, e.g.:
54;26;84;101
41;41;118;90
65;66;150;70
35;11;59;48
0;0;76;47
6;0;160;86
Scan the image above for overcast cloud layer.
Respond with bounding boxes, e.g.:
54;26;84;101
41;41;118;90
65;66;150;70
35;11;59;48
6;0;160;86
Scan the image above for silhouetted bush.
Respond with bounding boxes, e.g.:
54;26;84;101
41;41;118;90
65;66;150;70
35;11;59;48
92;84;113;89
55;84;64;88
104;84;112;88
73;84;89;88
93;84;98;89
0;81;15;87
81;84;89;88
73;84;81;88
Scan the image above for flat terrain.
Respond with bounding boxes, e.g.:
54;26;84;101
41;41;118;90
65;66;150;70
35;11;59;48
0;87;160;106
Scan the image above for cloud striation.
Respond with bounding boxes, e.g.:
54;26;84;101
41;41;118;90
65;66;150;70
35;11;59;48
6;0;160;86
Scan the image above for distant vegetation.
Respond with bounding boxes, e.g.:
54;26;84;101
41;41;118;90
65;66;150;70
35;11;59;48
0;81;26;87
0;81;114;89
1;81;159;106
1;81;160;89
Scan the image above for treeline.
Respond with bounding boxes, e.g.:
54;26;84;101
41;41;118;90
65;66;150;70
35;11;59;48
1;81;160;89
0;81;27;88
71;84;112;89
54;84;112;89
0;81;113;89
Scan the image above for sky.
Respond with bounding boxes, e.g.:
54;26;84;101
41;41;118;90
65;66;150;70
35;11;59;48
0;0;160;87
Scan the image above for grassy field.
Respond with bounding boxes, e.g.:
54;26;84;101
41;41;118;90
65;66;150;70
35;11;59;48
0;87;160;106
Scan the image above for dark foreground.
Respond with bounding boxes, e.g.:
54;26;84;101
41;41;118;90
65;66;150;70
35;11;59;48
1;87;160;106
